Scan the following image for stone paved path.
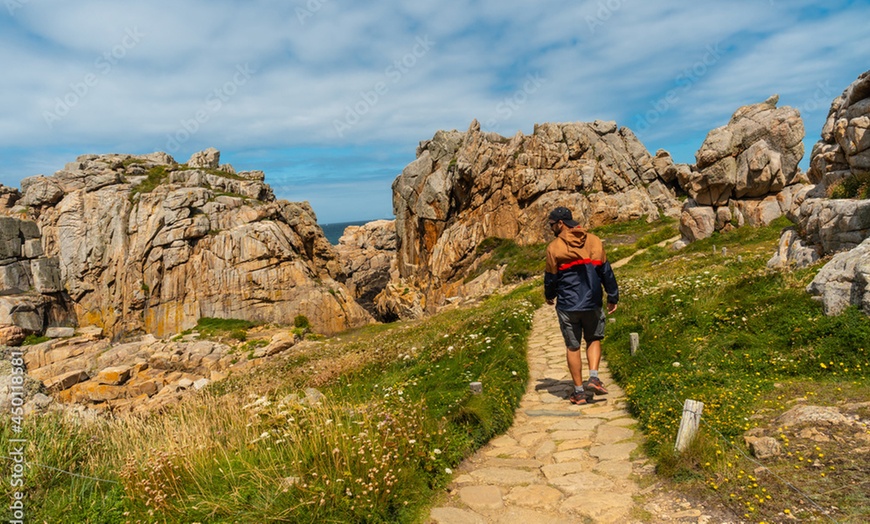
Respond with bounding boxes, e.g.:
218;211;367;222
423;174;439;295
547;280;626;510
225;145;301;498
427;305;725;524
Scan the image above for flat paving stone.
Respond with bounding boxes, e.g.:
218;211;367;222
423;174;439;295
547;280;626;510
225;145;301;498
596;424;636;444
459;485;504;511
552;447;594;464
550;471;615;494
469;467;542;486
494;507;576;524
541;461;592;480
483;445;530;459
430;507;487;524
504;484;564;509
589;442;638;461
548;418;603;431
561;491;634;521
549;429;594;441
594;458;635;480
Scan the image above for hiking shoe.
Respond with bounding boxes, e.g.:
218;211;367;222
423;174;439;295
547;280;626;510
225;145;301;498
585;377;608;396
569;389;595;405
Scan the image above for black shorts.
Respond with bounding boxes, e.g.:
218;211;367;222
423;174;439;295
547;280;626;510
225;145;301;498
556;308;606;349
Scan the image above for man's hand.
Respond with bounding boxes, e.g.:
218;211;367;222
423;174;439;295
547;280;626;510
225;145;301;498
607;302;618;314
546;298;555;306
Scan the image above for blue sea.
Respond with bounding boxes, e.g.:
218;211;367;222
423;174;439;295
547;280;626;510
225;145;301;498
321;220;384;245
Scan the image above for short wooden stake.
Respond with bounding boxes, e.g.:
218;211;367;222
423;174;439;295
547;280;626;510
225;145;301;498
469;382;483;394
630;333;640;355
675;399;704;452
721;247;727;256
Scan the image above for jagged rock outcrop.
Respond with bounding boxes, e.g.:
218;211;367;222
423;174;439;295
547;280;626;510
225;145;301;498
678;95;806;242
5;149;372;338
768;70;870;316
806;237;870;315
0;216;74;344
334;220;397;321
392;119;682;309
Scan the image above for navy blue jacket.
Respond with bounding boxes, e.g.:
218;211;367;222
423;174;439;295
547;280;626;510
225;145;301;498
544;226;619;311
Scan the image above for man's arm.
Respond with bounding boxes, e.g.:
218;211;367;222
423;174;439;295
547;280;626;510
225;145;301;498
597;260;619;306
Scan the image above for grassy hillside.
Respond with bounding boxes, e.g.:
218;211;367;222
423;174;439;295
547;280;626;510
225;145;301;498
0;282;541;523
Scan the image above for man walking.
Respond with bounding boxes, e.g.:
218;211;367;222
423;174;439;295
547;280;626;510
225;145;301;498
544;207;619;405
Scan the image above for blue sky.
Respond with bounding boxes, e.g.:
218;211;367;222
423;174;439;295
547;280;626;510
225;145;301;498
1;1;868;224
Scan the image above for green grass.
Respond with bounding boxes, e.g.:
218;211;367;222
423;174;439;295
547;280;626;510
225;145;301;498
21;334;50;346
591;216;679;262
192;317;258;338
465;237;546;283
829;171;870;199
129;165;170;199
1;283;540;523
604;215;870;522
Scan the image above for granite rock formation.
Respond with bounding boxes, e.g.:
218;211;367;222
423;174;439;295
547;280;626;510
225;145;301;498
678;95;806;243
0;216;74;345
334;219;397;321
392;119;682;311
768;71;870;315
4;149;372;339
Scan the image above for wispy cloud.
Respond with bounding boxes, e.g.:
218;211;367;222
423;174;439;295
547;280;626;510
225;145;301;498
0;0;867;222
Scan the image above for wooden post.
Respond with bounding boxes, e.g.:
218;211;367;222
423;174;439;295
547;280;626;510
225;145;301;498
721;247;727;256
469;382;483;394
630;333;640;355
675;399;704;452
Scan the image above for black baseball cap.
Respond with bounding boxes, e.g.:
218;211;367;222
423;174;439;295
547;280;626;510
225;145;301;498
548;206;579;228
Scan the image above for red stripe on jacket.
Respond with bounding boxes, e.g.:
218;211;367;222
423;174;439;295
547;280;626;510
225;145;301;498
558;258;603;271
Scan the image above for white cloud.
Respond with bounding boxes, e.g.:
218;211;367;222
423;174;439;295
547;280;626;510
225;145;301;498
0;0;867;222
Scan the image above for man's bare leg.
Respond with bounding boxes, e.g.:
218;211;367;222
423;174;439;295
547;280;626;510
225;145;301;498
586;340;602;372
566;346;584;386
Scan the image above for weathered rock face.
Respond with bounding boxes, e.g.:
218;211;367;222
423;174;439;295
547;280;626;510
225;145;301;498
6;149;372;338
806;237;870;316
392;119;682;303
809;70;870;186
679;95;806;242
334;220;397;321
768;70;870;316
0;216;73;343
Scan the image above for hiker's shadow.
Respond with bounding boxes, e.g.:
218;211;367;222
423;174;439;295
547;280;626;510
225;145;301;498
535;378;575;400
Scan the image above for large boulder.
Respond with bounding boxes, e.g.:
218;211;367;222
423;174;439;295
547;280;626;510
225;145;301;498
806;237;870;315
334;220;397;321
678;96;806;242
392;119;682;306
692;95;804;205
17;150;372;338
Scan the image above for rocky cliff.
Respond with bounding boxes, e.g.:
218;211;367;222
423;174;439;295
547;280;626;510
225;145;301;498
390;119;682;311
768;70;870;315
677;95;807;244
3;148;372;339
